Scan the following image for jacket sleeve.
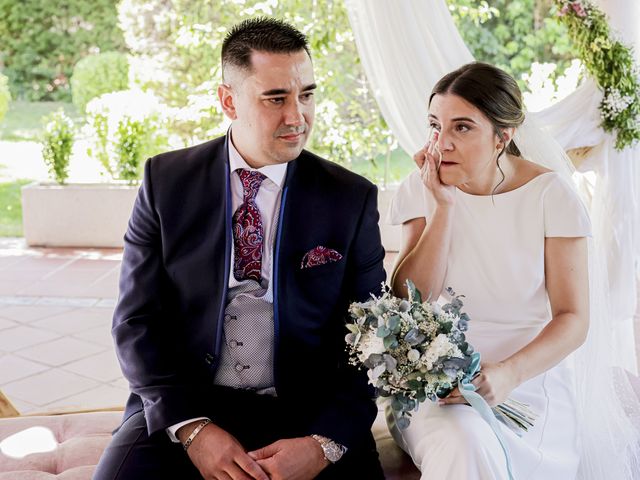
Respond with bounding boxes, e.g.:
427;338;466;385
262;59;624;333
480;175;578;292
306;183;387;449
112;159;211;435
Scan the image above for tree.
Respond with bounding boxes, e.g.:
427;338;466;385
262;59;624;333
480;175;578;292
0;0;125;101
446;0;576;92
117;0;394;166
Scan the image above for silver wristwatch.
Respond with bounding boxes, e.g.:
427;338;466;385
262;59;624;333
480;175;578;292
311;434;348;463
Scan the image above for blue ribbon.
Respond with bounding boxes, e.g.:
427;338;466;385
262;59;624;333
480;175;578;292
458;353;515;480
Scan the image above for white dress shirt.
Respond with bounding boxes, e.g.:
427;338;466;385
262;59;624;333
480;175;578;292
166;133;287;442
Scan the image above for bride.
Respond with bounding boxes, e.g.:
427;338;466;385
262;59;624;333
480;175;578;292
387;62;639;479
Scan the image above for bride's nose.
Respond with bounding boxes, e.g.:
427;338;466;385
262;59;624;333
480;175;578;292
436;131;454;151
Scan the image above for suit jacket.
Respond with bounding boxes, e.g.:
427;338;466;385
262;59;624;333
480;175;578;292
113;134;386;449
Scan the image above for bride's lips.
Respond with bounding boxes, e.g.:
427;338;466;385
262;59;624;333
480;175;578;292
439;161;458;167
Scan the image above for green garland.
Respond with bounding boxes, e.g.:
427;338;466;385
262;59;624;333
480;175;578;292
555;0;640;150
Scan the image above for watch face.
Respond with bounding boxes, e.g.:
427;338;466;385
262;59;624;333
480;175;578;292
325;448;342;463
323;442;344;463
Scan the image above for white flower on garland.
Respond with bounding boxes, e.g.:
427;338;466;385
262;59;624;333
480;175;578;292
601;89;634;120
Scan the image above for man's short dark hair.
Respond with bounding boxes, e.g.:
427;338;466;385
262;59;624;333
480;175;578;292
221;17;310;79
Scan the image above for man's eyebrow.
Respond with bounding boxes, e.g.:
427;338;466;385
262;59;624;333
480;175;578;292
261;83;317;96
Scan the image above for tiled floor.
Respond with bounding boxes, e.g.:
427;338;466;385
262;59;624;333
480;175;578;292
1;237;638;416
0;239;126;414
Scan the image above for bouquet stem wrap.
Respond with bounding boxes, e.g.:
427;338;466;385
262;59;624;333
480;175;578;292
459;353;515;480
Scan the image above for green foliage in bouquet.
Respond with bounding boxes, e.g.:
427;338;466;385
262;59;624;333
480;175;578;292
41;109;75;184
71;52;129;113
554;0;640;150
0;73;10;123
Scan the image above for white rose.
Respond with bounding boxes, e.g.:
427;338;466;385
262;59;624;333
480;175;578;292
358;334;386;362
408;349;421;363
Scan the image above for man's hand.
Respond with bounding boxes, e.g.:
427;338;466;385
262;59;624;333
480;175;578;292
248;437;330;480
177;421;269;480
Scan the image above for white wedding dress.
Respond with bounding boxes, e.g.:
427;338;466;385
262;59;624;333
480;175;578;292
387;169;591;480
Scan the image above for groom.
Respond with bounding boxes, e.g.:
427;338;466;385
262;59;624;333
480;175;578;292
94;17;386;480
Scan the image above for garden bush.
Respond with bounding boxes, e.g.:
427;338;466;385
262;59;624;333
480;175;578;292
0;73;10;123
71;52;129;113
42;110;75;184
85;89;168;182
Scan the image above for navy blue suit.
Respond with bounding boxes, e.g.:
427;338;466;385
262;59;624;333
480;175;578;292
95;135;386;479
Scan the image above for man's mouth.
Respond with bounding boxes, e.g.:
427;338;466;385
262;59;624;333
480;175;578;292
279;132;304;142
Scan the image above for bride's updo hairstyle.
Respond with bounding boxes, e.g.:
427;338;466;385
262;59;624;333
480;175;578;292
429;62;524;158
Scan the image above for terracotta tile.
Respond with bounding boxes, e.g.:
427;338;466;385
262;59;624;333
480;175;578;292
80;271;120;299
44;384;128;411
34;297;98;307
31;308;112;335
0;279;41;296
0;296;37;305
73;324;115;348
4;395;39;415
3;369;99;406
16;337;106;367
110;378;129;390
21;271;110;297
95;299;117;308
0;305;75;323
0;256;28;270
0;326;60;352
0;354;49;384
0;317;18;330
62;350;124;383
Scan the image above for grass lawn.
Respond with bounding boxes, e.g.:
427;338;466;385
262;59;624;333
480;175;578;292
0;101;81;142
0;179;32;237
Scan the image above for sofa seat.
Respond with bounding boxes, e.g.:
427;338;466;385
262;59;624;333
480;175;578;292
0;409;419;479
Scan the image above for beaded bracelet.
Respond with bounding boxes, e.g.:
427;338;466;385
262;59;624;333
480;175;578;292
182;419;212;451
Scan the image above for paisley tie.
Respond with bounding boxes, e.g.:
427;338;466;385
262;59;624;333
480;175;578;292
233;169;266;282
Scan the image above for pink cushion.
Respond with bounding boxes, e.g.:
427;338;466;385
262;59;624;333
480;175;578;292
0;412;121;479
0;410;419;479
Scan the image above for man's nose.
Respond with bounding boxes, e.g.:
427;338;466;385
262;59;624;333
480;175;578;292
283;99;305;126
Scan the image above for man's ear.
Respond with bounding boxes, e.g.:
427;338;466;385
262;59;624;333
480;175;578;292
218;83;237;120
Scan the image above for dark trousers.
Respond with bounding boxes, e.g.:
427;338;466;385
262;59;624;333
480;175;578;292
93;387;384;479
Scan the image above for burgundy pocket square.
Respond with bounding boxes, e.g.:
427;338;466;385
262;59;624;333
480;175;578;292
301;246;343;269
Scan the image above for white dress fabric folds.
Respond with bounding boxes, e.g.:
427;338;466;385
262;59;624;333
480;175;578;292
388;171;591;479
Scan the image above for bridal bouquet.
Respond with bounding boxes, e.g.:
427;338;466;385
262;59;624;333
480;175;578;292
345;281;537;432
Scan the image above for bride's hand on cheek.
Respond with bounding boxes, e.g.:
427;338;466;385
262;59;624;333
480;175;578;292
414;136;455;207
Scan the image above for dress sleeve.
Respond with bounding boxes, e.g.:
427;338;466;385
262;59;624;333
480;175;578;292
543;174;592;237
387;170;435;225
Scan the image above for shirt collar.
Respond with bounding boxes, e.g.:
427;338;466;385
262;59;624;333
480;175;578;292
228;131;287;189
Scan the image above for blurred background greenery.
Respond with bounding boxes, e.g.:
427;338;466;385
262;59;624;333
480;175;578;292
0;0;580;235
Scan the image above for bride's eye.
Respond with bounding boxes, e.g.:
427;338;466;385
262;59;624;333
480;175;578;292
456;124;470;132
429;122;440;131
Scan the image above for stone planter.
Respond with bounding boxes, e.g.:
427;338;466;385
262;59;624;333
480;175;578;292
21;182;139;248
20;182;400;251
